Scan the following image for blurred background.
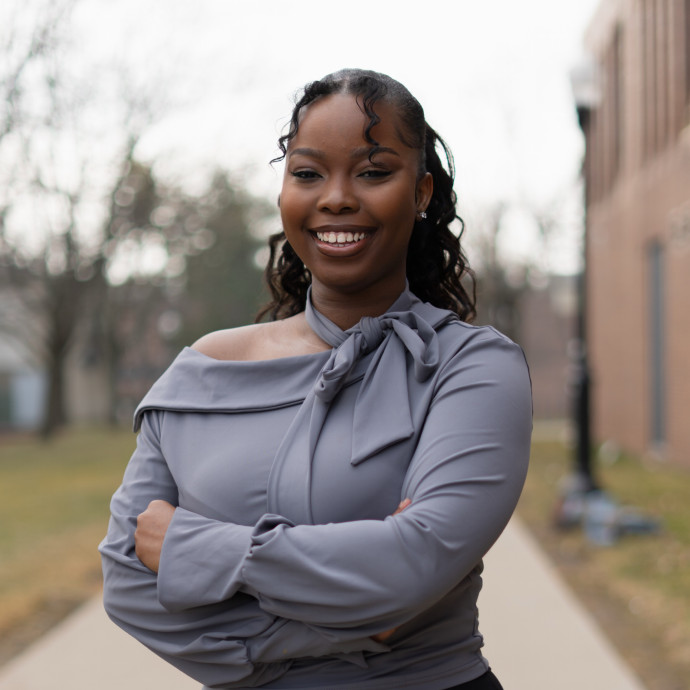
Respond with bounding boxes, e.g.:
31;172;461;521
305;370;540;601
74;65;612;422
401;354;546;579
0;1;688;689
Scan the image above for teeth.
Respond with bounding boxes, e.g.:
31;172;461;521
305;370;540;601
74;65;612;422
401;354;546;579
316;231;366;244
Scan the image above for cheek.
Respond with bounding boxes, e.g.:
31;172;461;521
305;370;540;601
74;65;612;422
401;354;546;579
279;189;305;232
373;188;417;230
374;176;416;212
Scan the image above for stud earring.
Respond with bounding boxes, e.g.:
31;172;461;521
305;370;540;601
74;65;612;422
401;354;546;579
418;211;427;220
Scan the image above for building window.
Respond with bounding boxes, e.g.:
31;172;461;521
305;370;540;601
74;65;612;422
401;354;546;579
656;0;669;149
685;0;690;110
611;24;624;182
642;0;655;159
648;241;666;449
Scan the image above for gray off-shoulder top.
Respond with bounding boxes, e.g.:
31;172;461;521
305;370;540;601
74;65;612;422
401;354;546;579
99;287;533;690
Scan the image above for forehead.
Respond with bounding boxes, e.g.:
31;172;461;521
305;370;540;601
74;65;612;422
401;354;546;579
289;93;411;151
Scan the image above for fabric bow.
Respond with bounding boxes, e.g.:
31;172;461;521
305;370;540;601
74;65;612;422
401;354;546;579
266;287;456;525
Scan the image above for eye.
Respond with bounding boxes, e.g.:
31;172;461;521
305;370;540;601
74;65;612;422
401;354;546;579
359;168;392;179
290;169;321;180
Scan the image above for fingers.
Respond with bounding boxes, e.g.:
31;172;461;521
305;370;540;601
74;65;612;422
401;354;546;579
135;500;176;573
371;627;397;643
392;498;411;516
145;499;174;513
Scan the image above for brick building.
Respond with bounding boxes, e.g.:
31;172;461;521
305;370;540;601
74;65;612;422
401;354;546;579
579;0;690;466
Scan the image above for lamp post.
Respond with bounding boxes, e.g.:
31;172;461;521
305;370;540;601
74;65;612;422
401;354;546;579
556;58;662;544
554;58;603;531
569;57;601;494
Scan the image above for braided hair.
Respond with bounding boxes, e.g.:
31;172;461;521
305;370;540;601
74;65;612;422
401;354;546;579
257;68;476;322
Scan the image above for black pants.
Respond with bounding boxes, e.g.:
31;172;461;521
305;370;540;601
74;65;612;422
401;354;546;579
446;669;504;690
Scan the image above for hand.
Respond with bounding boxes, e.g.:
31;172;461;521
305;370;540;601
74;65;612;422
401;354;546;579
135;500;176;573
391;498;411;517
371;498;411;643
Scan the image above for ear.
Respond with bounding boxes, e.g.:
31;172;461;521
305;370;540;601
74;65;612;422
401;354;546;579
415;172;433;214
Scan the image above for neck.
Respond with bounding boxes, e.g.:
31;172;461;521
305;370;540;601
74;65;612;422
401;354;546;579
310;281;406;330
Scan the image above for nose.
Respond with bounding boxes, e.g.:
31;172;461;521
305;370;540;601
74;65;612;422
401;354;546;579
317;174;358;214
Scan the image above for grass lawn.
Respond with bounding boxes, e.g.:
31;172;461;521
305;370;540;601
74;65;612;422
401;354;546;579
519;425;690;690
0;427;135;665
0;425;689;689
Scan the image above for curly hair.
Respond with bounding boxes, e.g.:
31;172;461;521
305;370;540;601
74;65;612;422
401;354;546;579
257;68;476;323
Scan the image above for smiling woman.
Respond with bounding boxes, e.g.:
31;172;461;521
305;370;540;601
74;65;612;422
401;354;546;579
278;93;432;322
99;68;532;690
260;69;475;327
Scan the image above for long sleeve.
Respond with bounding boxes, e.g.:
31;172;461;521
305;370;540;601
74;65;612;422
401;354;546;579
155;332;532;639
99;413;385;688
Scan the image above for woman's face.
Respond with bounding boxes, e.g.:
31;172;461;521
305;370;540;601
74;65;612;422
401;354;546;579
280;93;432;303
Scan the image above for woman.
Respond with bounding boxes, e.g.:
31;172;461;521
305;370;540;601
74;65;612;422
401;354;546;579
100;68;532;690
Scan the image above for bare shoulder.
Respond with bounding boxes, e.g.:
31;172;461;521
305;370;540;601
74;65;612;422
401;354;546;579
191;323;275;361
191;314;331;361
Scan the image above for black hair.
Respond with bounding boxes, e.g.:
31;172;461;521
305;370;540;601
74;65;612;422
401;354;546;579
257;68;476;322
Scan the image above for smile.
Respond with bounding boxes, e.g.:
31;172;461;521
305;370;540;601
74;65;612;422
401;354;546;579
314;231;368;245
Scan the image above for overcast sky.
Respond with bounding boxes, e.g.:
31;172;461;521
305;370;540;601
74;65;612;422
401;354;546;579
10;0;603;273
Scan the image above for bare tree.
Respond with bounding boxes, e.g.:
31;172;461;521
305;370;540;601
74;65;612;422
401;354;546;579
0;0;76;144
0;0;176;435
470;204;525;341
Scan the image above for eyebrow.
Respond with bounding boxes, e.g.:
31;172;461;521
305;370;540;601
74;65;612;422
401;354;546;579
288;146;400;160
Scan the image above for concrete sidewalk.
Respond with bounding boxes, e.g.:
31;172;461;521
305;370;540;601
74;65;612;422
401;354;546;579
0;518;647;690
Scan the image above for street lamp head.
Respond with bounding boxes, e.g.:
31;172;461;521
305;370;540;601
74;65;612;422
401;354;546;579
569;56;602;130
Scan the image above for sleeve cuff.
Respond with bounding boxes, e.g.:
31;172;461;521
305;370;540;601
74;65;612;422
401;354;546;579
157;507;254;612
